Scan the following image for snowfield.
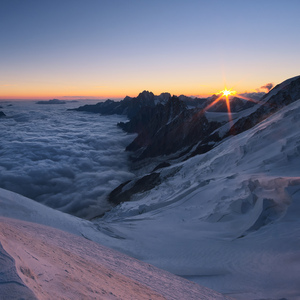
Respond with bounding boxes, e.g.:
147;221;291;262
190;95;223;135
0;217;230;300
0;96;300;299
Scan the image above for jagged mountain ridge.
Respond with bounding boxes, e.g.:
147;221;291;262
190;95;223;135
73;90;171;118
124;76;300;160
74;76;300;163
73;89;266;161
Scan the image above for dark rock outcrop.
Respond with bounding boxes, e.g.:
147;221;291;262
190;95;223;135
152;162;171;172
108;173;161;205
119;96;222;160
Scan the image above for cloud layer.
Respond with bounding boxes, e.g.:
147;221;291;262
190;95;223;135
0;101;135;219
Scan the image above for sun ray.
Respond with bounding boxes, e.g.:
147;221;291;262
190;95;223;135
225;95;233;124
235;94;261;104
202;94;224;112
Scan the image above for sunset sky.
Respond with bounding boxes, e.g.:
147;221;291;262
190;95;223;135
1;0;300;100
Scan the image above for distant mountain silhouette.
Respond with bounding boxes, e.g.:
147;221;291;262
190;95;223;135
36;99;66;104
73;76;300;162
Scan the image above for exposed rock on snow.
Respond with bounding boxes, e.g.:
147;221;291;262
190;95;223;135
109;172;161;205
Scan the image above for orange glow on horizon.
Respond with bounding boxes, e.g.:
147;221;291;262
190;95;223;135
0;82;262;102
0;78;249;101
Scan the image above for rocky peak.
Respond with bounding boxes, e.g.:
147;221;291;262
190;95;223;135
157;92;171;101
137;90;155;102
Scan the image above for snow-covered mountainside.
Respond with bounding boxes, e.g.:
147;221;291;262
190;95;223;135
100;97;300;299
0;216;230;300
0;188;231;299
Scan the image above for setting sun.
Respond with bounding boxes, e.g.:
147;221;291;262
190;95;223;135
218;88;237;97
201;87;240;129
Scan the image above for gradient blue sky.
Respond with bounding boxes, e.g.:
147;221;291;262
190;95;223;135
1;0;300;99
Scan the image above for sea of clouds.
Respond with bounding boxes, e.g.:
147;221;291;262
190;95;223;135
0;100;136;219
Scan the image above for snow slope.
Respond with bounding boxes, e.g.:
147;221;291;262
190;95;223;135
98;99;300;299
0;217;230;300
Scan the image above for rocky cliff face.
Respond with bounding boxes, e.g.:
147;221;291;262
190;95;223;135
118;96;205;159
